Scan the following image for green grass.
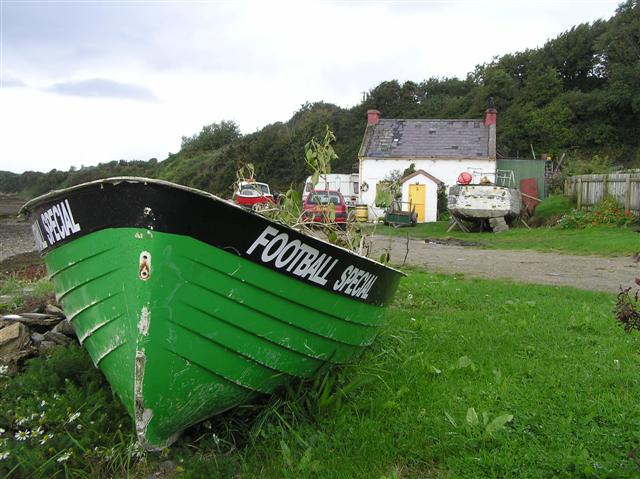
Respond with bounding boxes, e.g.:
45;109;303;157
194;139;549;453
375;221;639;257
2;272;640;478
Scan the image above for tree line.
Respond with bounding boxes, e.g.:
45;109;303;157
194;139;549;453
1;0;638;199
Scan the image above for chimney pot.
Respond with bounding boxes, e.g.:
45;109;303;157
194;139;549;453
485;104;497;159
367;109;380;125
485;107;497;127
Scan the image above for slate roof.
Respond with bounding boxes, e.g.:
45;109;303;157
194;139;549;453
359;119;490;159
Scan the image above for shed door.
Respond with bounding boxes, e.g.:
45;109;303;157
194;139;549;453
409;184;426;222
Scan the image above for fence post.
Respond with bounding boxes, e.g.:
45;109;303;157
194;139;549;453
602;175;608;198
625;175;631;213
564;178;568;196
577;178;582;209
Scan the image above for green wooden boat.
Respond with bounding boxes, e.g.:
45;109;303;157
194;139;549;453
21;177;403;450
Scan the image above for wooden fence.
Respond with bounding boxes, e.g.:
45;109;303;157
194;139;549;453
564;173;640;212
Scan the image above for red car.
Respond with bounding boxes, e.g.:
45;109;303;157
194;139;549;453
302;190;348;226
233;181;275;210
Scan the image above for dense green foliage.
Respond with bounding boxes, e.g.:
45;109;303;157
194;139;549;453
2;1;639;198
2;272;640;477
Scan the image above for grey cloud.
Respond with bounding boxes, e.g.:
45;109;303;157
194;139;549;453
1;77;26;88
3;2;253;76
48;78;157;101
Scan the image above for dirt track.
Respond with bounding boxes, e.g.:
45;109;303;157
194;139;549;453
371;236;639;294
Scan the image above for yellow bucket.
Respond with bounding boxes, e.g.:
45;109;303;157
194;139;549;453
355;204;368;222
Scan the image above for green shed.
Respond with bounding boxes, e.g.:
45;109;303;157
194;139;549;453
497;159;547;199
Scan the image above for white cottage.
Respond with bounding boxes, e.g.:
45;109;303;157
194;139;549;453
357;107;497;222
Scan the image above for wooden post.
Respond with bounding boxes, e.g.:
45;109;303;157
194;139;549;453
577;178;582;210
624;175;631;213
602;175;608;199
564;178;568;196
585;179;589;209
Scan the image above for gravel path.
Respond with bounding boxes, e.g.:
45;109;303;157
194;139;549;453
371;235;639;294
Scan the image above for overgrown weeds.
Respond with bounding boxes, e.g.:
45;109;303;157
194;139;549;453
559;195;638;229
614;287;640;333
0;346;142;478
0;277;53;314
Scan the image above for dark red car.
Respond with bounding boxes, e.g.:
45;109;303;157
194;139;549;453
302;190;348;226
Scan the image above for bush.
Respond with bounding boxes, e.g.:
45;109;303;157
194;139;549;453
558;195;638;229
530;195;575;226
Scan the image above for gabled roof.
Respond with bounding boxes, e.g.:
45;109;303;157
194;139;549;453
400;169;444;185
359;118;490;159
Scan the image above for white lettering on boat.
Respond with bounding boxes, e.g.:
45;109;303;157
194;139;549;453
247;226;379;299
40;199;81;247
332;265;378;300
246;226;338;286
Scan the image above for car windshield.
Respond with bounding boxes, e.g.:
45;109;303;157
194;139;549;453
238;183;270;196
307;191;341;205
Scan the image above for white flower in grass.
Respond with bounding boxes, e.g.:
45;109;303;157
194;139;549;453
16;417;27;426
76;424;82;431
33;426;44;436
15;430;30;441
57;451;71;463
129;442;146;460
40;400;46;408
53;394;60;400
0;365;8;376
67;412;80;423
29;413;37;420
0;451;10;461
0;428;5;435
39;433;54;445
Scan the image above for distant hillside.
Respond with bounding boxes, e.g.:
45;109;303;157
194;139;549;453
2;0;638;199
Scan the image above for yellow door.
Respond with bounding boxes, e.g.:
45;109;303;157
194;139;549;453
408;184;426;222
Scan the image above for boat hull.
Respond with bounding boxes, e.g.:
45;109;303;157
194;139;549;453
21;178;402;449
448;184;521;220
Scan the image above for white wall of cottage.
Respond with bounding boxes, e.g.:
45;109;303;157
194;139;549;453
359;157;496;222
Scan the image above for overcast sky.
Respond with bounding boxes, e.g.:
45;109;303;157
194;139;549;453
0;0;620;173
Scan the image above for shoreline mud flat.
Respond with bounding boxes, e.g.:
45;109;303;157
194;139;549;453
0;196;37;265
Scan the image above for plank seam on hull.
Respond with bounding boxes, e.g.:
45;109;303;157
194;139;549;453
57;267;121;302
47;247;114;280
67;292;123;323
94;340;128;366
169;316;306;379
180;301;335;366
77;313;124;344
187;279;369;348
163;348;269;394
184;256;381;329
